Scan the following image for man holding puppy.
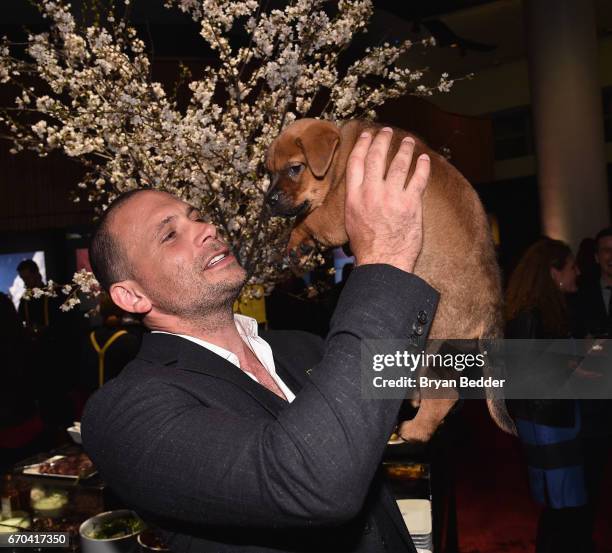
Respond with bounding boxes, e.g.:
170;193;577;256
82;128;438;553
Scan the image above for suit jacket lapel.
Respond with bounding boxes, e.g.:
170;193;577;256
137;333;288;417
259;331;314;395
378;482;417;551
269;353;306;396
597;285;608;320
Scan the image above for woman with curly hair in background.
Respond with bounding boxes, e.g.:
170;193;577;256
505;237;604;553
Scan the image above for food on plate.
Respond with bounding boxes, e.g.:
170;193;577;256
0;515;31;533
33;516;81;536
384;463;427;480
85;514;145;540
38;453;93;477
30;485;46;502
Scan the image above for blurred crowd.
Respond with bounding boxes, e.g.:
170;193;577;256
504;226;612;553
0;260;144;473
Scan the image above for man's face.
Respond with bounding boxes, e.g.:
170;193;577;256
110;191;246;319
596;236;612;281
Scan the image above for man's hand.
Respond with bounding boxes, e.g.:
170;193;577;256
345;127;430;273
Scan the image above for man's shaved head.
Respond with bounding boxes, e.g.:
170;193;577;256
89;189;154;291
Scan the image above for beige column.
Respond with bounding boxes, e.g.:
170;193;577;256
524;0;610;249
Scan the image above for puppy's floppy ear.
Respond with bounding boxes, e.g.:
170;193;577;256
266;138;277;172
296;121;340;178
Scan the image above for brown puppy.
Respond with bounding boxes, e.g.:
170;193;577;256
266;118;516;442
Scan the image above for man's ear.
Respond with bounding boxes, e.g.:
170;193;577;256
109;281;152;315
296;122;340;178
595;252;600;266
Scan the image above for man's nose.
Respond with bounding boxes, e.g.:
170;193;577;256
194;221;217;245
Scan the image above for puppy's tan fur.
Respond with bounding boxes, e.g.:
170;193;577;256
267;118;516;442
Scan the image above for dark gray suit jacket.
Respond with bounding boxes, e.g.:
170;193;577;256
82;264;438;552
572;277;611;337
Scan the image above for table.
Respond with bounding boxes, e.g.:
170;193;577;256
2;444;115;552
3;441;448;552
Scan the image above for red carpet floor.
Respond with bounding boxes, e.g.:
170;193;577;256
452;402;612;553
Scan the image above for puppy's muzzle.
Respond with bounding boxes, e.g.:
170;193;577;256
266;179;310;218
268;195;310;218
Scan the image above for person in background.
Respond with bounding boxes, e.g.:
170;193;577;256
506;238;578;339
505;237;599;553
80;294;143;398
573;227;612;338
16;259;55;335
572;227;612;548
575;238;599;289
0;293;49;473
17;259;82;438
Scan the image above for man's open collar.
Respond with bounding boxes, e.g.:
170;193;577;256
136;332;288;417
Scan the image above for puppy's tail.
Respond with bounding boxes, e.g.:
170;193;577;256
485;379;517;435
480;314;517;436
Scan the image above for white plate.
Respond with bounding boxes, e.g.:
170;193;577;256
396;499;432;535
22;455;96;479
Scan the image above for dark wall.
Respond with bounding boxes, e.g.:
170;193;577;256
475;175;541;281
0;143;94;233
476;161;612;284
0;140;94;283
377;95;494;185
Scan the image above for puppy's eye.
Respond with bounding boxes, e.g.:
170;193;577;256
287;164;304;179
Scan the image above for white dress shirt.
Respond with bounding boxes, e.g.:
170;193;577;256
152;314;296;402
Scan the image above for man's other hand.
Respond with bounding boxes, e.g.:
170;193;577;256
345;128;430;274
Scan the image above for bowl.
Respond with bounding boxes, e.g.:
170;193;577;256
136;530;170;551
79;510;144;553
32;491;69;518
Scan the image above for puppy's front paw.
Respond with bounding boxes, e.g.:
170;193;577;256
286;235;316;261
299;242;315;254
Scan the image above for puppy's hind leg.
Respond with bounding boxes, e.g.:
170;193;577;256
399;396;459;444
398;341;459;444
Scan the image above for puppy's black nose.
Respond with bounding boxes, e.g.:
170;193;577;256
267;191;280;206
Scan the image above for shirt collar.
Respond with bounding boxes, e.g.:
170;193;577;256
151;314;260;366
233;313;260;338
